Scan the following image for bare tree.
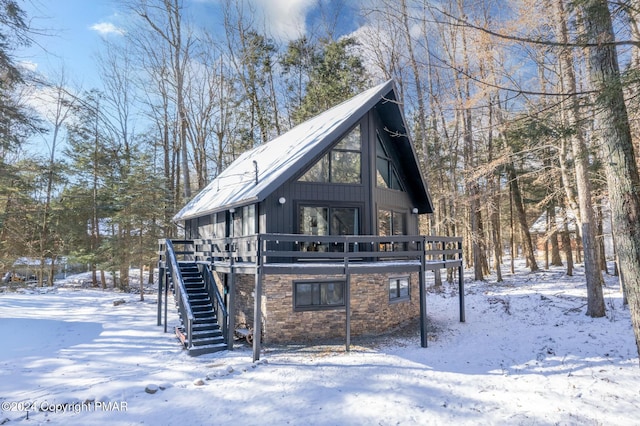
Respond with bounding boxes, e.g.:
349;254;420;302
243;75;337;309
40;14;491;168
133;0;193;199
581;0;640;358
551;0;605;317
36;69;75;286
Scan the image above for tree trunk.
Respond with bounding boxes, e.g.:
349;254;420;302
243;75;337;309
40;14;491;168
552;0;605;317
549;205;563;266
506;163;538;272
582;0;640;358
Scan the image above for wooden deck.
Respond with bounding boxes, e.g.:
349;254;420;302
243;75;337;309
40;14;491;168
158;233;464;361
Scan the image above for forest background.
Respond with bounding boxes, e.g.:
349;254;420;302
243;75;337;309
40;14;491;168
2;0;640;357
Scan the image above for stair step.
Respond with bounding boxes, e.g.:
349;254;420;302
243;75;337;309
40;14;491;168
185;284;206;291
193;323;218;331
192;304;213;312
187;342;227;356
193;328;222;339
191;335;225;347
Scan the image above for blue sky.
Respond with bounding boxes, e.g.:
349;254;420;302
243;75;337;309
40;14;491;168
19;0;123;88
16;0;359;156
18;0;359;90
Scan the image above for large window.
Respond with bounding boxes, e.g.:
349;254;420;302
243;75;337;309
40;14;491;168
299;125;361;184
294;280;345;310
378;209;406;251
300;206;359;236
376;133;403;191
389;277;410;301
378;209;405;236
299;206;359;251
242;204;256;236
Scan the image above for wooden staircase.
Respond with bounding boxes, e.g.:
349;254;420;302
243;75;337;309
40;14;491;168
173;262;227;356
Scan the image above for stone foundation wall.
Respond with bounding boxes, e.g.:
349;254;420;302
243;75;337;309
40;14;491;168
230;271;419;344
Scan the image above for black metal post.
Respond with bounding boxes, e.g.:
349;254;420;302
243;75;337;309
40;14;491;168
344;239;351;352
157;264;164;326
164;267;169;333
419;237;428;347
252;266;263;362
458;240;465;322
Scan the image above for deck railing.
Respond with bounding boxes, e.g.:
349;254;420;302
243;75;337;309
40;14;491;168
159;234;462;268
163;239;195;348
198;261;229;347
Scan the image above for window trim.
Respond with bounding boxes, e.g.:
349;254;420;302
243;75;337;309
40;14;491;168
293;279;346;311
389;276;411;303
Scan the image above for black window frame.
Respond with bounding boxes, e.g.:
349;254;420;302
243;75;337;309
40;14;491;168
376;131;404;191
293;280;346;311
389;276;410;302
298;124;362;184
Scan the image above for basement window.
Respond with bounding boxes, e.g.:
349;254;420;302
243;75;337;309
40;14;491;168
389;276;410;302
294;280;345;311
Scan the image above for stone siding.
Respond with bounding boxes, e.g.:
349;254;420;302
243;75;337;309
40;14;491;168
231;271;420;344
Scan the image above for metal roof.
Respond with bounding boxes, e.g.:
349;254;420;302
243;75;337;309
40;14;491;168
174;80;432;221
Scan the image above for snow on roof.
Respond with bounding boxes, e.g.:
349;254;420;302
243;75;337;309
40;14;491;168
174;80;395;222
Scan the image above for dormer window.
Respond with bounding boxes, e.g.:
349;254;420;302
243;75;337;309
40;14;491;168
299;125;361;184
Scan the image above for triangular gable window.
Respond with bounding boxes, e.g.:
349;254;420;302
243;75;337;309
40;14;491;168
299;125;361;184
376;133;404;191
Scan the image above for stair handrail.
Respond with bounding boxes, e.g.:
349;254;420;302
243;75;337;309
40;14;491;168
198;262;229;349
165;239;195;349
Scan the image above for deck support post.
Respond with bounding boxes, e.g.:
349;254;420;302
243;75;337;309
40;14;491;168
458;240;465;322
163;266;169;333
227;271;236;350
253;267;263;362
157;263;164;327
345;241;351;352
419;237;428;347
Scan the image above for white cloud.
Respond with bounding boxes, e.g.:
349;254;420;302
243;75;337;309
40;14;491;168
18;60;38;72
252;0;316;41
89;22;126;37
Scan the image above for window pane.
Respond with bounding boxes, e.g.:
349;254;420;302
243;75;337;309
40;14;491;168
321;283;344;305
299;154;329;182
399;278;409;298
296;283;313;306
389;277;410;300
376;134;388;157
378;209;391;236
332;208;358;235
300;207;329;236
331;151;360;183
392;211;405;235
336;126;361;150
376;156;390;188
391;169;402;191
242;205;255;236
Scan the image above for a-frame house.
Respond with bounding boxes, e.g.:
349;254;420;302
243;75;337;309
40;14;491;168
158;80;464;359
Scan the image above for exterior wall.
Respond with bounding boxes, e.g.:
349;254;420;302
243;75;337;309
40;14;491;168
232;271;420;344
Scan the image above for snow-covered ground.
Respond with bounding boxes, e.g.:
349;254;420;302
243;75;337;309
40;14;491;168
1;262;639;425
